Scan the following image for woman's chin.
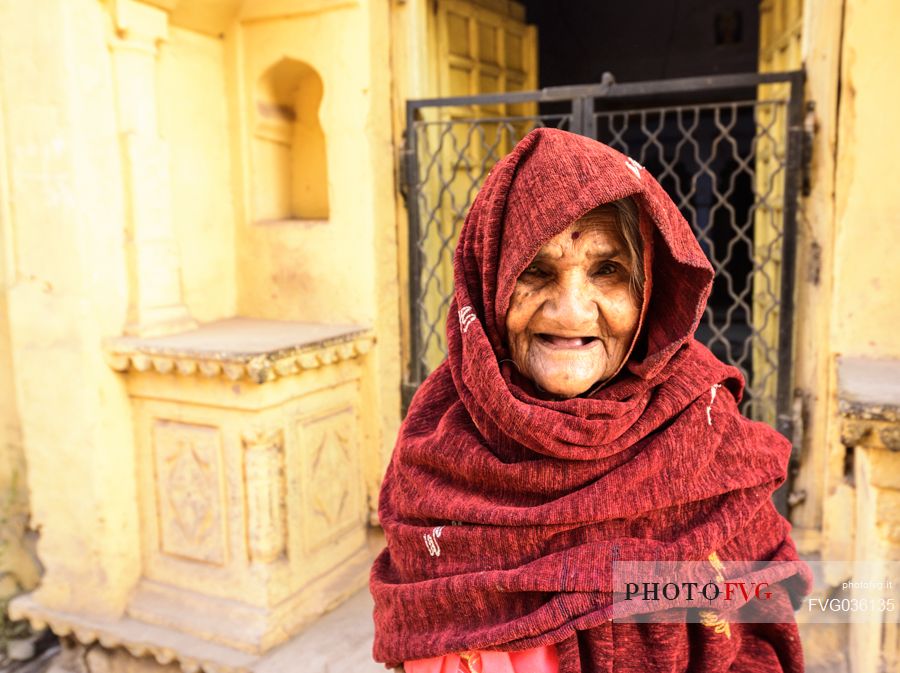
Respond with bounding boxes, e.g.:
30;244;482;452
516;343;622;397
527;367;603;398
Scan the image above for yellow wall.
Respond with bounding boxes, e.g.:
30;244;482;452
0;0;141;615
783;0;843;548
160;27;237;323
812;0;900;576
233;11;384;326
0;0;401;622
777;0;900;570
227;2;400;469
0;130;39;602
832;0;900;358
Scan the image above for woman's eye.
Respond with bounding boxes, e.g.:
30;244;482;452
593;262;618;276
523;265;547;277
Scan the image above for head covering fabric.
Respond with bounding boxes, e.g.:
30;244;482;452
370;128;812;672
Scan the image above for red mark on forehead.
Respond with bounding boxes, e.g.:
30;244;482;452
570;231;581;240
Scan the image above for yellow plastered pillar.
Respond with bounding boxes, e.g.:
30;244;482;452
0;31;36;601
784;0;843;551
363;0;403;506
0;162;39;602
820;0;900;565
0;0;140;617
831;0;900;360
110;0;196;337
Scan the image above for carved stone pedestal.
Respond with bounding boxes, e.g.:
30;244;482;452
11;317;381;673
836;357;900;673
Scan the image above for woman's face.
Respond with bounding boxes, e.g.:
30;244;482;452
505;208;641;398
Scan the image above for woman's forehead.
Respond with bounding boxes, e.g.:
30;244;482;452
532;216;625;259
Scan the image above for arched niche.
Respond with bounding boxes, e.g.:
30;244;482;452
253;58;328;222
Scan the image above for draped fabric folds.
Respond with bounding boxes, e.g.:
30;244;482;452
370;128;812;672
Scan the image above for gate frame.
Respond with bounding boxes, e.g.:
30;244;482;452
401;70;806;467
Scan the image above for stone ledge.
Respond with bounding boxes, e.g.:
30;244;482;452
837;356;900;451
8;532;382;673
8;595;253;673
840;417;900;451
837;356;900;423
103;317;374;384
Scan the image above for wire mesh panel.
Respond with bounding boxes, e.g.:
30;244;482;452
403;72;804;438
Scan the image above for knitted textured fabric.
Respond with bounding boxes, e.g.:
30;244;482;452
370;128;813;672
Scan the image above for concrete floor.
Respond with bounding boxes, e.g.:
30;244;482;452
265;585;387;673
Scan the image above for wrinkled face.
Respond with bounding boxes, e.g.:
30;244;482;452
505;208;641;398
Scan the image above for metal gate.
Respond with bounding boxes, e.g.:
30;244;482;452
401;71;806;443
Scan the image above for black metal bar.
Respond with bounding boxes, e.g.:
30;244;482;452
599;71;801;99
407;71;803;111
412;100;786;130
771;71;806;517
401;382;419;416
775;70;805;439
571;96;584;135
581;96;597;139
414;113;582;126
403;101;423;414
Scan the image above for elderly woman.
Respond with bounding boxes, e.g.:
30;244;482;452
370;129;810;673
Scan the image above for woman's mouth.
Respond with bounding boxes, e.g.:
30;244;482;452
535;333;600;350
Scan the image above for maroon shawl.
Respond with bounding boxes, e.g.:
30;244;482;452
370;128;812;672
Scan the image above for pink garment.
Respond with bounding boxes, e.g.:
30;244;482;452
404;644;559;673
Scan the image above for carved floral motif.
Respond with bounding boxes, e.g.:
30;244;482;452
153;420;226;564
300;407;360;550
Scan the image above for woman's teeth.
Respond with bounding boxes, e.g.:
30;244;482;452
538;334;598;347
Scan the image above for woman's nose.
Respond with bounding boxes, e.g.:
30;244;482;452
543;274;597;328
